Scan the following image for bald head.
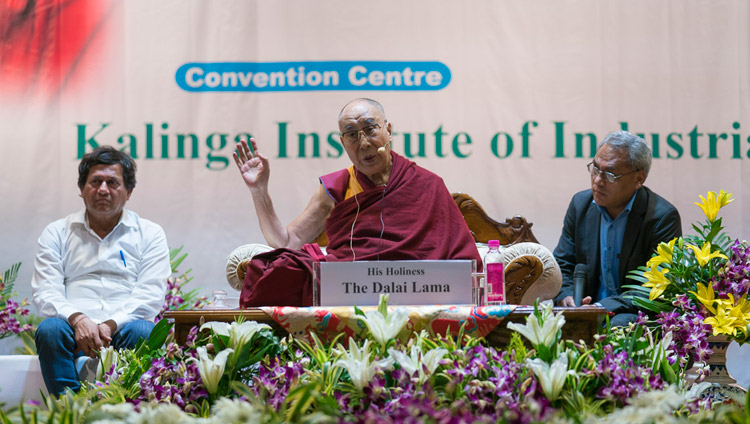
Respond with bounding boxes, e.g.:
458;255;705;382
338;98;386;122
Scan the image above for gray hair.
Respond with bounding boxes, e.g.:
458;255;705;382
599;131;652;177
338;98;386;121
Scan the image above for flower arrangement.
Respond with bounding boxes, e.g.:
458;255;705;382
0;262;32;341
626;190;749;359
155;246;208;323
2;295;725;423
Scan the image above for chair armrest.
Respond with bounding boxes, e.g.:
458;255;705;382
500;242;562;305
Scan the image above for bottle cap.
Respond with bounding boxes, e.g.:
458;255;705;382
488;240;500;249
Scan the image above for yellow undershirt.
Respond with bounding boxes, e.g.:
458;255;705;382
343;166;364;200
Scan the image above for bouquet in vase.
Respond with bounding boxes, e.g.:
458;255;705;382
626;190;750;373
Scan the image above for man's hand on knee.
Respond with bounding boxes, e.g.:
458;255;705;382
70;314;104;357
98;320;117;347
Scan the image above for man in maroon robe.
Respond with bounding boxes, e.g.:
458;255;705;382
233;98;481;307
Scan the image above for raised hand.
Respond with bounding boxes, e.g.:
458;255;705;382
233;137;270;191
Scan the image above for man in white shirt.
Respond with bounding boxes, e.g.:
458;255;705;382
31;146;171;395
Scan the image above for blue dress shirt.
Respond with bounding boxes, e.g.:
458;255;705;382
595;192;638;301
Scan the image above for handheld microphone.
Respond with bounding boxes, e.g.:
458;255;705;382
573;263;587;307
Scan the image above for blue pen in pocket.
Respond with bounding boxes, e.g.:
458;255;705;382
120;250;127;267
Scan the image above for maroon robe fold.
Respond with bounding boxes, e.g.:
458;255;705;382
240;152;481;307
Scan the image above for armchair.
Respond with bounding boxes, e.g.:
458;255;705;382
226;193;561;305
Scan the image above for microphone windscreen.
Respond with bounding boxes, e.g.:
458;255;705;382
378;146;386;153
573;263;587;307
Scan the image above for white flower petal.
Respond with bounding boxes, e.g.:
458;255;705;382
195;346;234;395
200;322;231;337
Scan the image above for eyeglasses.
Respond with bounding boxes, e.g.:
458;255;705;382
587;162;639;183
341;123;382;145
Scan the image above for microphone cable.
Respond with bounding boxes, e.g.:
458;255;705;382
376;184;387;261
349;190;360;261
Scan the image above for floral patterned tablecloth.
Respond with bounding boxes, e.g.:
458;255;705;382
260;305;516;343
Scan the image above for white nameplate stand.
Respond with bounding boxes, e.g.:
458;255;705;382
313;260;476;306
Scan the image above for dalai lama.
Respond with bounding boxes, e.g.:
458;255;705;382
232;98;481;307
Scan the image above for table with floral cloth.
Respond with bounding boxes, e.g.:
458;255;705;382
259;305;516;343
165;305;607;346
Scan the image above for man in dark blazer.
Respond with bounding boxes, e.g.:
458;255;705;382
553;131;682;327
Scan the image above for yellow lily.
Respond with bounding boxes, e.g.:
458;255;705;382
734;296;750;318
687;242;728;267
715;293;735;310
689;282;717;314
705;304;739;337
642;266;671;301
695;190;734;221
647;238;677;268
726;295;750;326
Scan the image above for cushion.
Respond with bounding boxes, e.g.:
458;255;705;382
225;244;274;290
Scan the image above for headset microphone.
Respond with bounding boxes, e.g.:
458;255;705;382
377;142;391;153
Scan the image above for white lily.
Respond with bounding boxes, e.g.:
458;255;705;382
526;355;572;402
193;346;234;396
388;345;420;376
650;330;675;370
421;347;449;377
200;320;270;350
388;344;448;384
333;337;393;391
506;302;565;348
357;303;410;348
96;345;119;380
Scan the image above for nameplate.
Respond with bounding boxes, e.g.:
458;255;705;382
317;260;474;306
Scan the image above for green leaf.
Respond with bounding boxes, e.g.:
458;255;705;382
621;284;651;293
353;305;365;318
536;343;552;363
236;329;281;369
630;297;673;313
377;294;389;316
145;318;172;352
624;273;648;284
285;381;320;422
704;217;723;243
660;356;677;384
2;262;21;286
169;246;188;273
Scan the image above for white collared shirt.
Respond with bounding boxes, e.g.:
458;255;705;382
31;209;171;329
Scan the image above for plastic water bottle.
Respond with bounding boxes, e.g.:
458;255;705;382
484;240;505;305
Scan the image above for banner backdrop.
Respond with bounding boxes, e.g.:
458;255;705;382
1;1;749;303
